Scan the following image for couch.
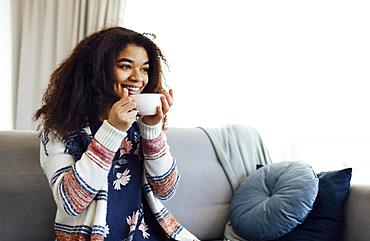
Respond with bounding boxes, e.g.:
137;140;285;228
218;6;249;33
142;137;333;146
0;128;370;241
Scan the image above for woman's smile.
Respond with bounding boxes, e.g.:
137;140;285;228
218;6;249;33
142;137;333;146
113;44;149;97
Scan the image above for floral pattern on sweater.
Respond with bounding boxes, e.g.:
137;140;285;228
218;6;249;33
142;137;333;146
39;119;199;241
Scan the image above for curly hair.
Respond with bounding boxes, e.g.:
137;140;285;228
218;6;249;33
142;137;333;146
34;27;167;138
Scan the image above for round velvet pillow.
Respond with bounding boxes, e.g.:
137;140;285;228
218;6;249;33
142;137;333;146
230;161;319;241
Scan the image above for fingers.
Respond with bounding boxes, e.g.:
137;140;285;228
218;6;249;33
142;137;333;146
107;88;140;131
159;88;173;117
118;103;137;125
121;101;136;112
122;88;129;98
119;109;138;120
116;109;138;127
111;99;136;116
115;88;134;107
169;88;174;100
156;106;163;119
160;88;173;107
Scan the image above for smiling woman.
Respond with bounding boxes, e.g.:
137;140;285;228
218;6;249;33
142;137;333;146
113;44;150;97
33;27;199;241
34;27;167;138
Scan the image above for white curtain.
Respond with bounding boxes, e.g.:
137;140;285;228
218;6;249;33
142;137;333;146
0;0;12;130
11;0;125;130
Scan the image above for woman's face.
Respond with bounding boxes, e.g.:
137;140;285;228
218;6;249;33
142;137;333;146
113;44;150;97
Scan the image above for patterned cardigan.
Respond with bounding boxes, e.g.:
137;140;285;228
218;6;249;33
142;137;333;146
40;119;199;241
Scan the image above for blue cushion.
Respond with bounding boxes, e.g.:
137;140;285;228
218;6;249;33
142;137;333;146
230;161;319;241
273;168;352;241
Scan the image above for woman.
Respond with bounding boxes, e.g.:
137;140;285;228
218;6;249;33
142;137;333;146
34;27;198;241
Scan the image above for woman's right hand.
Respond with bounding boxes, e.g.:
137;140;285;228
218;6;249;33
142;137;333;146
107;88;138;132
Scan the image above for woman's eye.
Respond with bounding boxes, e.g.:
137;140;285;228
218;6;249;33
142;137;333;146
119;64;131;69
142;67;149;73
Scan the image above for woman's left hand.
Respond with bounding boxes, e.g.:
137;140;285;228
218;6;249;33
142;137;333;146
142;89;173;126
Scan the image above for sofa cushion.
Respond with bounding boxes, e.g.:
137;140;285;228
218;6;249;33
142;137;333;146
273;168;352;241
165;128;233;240
0;131;56;240
230;161;318;241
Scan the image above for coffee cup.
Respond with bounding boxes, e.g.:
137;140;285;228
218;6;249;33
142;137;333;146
131;93;162;116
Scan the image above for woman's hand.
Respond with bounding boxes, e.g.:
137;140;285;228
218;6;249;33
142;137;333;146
107;88;138;132
142;89;173;126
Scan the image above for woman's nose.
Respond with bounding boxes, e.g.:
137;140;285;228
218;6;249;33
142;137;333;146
129;69;143;82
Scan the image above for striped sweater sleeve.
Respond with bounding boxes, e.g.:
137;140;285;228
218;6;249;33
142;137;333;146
40;120;126;216
139;118;180;201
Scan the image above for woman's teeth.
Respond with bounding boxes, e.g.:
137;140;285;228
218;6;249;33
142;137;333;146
122;85;140;95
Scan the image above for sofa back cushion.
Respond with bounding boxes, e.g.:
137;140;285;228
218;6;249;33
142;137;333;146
165;128;233;240
0;131;56;241
0;129;232;241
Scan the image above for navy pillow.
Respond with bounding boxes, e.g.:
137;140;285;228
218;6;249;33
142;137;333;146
230;161;319;241
273;168;352;241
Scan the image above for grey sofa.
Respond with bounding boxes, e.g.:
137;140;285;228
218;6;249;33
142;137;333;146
1;128;370;241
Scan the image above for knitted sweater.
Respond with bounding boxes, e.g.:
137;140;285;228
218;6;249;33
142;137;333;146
40;119;199;241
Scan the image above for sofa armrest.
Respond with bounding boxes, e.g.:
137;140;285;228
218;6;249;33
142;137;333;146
342;184;370;241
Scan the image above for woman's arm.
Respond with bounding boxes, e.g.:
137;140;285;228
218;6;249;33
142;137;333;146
40;120;126;216
139;118;180;201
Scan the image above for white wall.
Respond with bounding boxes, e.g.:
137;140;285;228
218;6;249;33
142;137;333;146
0;0;13;130
124;0;370;184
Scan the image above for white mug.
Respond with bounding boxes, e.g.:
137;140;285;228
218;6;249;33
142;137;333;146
131;93;162;116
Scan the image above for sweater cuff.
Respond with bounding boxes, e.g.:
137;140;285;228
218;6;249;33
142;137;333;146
94;120;127;151
139;117;162;140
